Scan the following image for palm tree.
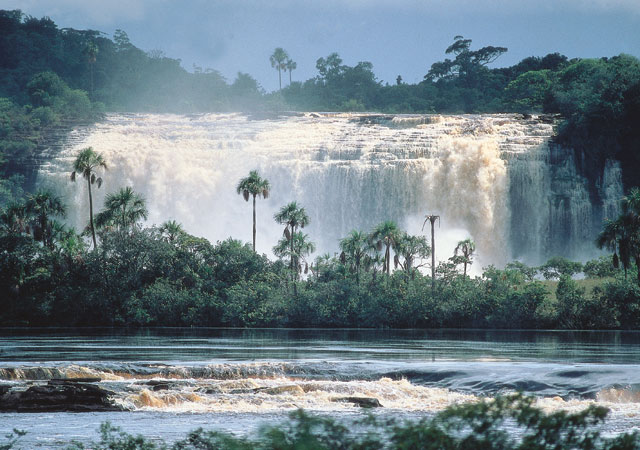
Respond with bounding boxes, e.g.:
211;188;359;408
84;41;98;97
370;221;401;275
597;187;640;282
274;201;310;273
236;170;270;251
339;230;369;284
0;202;32;237
454;238;476;277
159;220;185;244
95;186;148;232
71;147;107;249
273;231;316;278
25;190;66;248
285;58;297;85
395;233;431;279
269;47;289;90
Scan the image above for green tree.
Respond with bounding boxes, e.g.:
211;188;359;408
274;201;310;274
273;231;315;278
285;58;297;85
159;220;185;244
83;41;98;97
270;47;289;90
425;36;507;84
70;147;107;249
395;233;431;279
95;186;148;232
25;190;66;248
339;230;369;284
538;256;583;280
0;202;30;235
236;170;270;251
370;221;401;275
453;238;476;277
597;188;640;282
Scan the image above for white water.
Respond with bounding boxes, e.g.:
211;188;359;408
3;330;640;446
36;112;621;268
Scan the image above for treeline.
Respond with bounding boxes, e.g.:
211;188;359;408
1;152;639;328
2;10;640;188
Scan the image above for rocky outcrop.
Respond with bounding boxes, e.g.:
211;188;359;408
331;396;383;408
0;380;122;412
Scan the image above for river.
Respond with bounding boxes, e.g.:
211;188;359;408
1;328;640;447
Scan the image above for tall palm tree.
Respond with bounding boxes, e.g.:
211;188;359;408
95;186;148;232
454;238;476;277
269;47;289;90
274;201;310;273
339;230;368;284
236;170;270;251
84;41;98;97
285;58;297;85
71;147;107;249
370;221;400;275
26;190;66;248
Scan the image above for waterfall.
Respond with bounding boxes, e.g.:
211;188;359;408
35;112;622;269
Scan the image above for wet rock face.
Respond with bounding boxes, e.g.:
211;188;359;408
0;380;122;412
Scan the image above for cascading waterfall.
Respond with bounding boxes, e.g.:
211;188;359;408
36;112;623;269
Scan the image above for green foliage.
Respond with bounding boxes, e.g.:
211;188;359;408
583;255;621;279
539;256;583;280
0;429;26;450
61;396;640;449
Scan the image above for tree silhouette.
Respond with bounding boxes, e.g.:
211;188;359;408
71;147;107;249
236;170;270;251
270;48;289;90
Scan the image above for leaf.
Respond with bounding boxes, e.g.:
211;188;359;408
96;177;103;188
262;189;269;199
70;171;76;182
243;190;249;202
90;173;96;184
284;227;291;240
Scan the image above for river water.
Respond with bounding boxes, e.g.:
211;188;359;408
1;328;640;447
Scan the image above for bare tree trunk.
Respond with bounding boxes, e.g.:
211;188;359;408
431;221;435;290
88;178;96;249
278;68;282;90
252;194;256;251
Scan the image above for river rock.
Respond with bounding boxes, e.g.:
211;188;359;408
253;385;305;395
331;396;383;408
0;382;122;412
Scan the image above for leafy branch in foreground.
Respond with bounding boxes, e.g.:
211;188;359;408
67;395;639;449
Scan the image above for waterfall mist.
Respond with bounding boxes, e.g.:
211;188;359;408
36;113;622;270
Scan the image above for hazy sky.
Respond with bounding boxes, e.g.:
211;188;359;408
3;0;640;91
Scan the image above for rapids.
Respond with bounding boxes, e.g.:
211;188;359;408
2;329;640;447
35;112;622;268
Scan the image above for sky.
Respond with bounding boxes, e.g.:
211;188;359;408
2;0;640;92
